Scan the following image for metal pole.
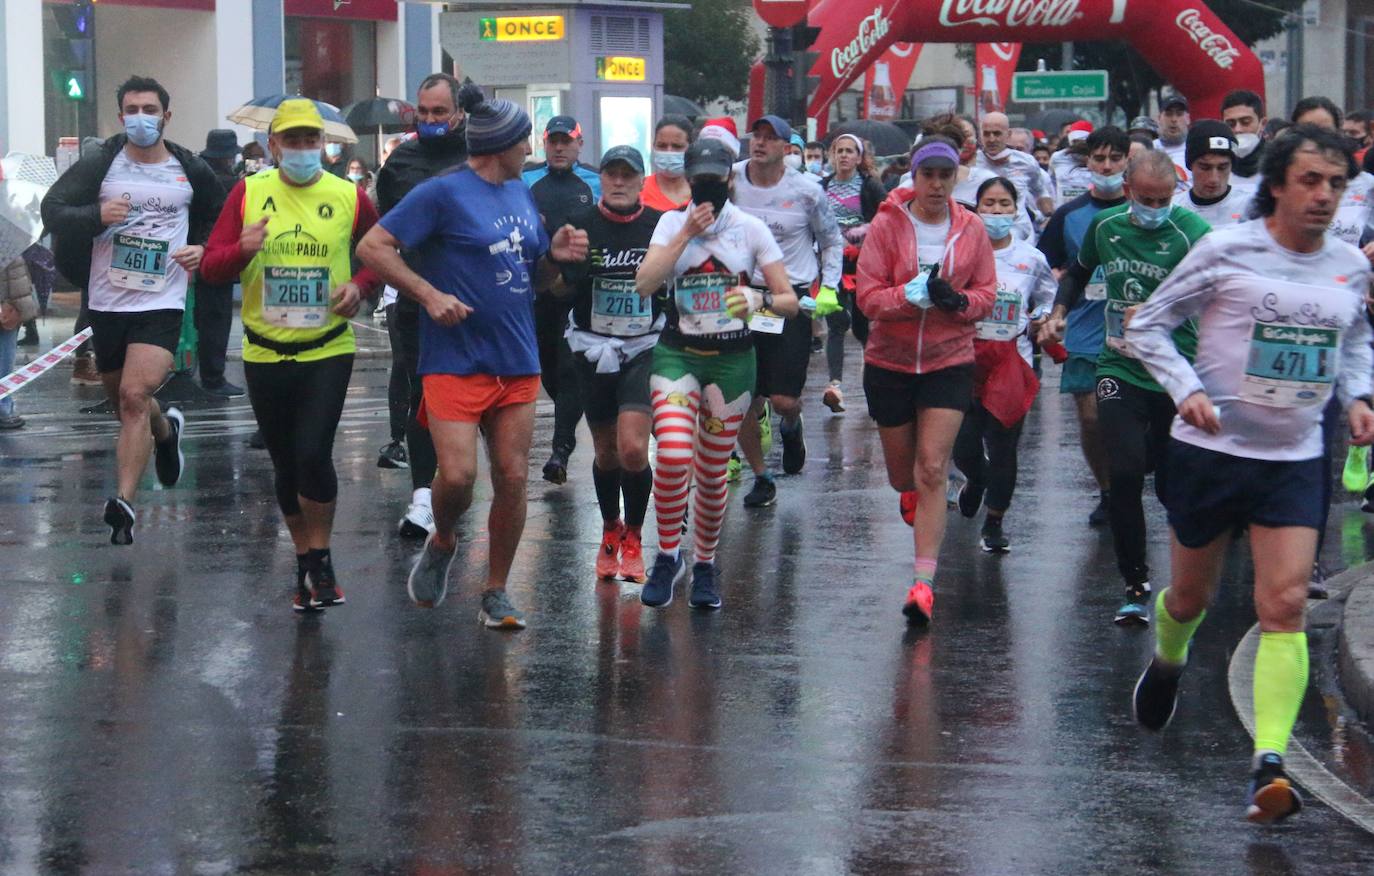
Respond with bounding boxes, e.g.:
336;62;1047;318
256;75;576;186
1061;42;1074;71
1286;15;1304;115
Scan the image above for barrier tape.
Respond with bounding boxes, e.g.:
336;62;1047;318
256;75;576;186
0;328;94;401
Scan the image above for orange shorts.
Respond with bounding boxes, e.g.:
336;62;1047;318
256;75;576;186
419;374;540;425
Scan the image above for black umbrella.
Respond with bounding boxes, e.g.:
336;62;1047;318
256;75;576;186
663;94;706;120
825;119;912;158
341;96;416;129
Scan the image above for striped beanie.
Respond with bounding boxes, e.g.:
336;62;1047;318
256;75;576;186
458;82;532;156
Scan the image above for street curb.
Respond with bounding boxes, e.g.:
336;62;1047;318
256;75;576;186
1339;567;1374;727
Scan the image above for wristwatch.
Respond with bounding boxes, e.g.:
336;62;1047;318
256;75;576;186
761;291;774;311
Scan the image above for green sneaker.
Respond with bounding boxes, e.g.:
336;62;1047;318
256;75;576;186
1343;444;1369;493
758;400;773;458
726;453;742;483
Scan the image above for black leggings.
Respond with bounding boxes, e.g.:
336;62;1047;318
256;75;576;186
383;304;407;442
824;286;869;383
1095;377;1176;586
952;402;1024;514
393;301;438;489
245;354;354;516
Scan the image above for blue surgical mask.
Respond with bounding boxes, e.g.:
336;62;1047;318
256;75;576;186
979;213;1016;240
347;172;364;183
651;150;685;176
280;148;323;184
806;160;823;175
123;113;163;148
1091;171;1124;195
1131;201;1172;230
417;120;451;140
324;142;342;159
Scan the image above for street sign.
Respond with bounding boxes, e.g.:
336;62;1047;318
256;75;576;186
1011;70;1108;103
596;57;646;82
478;15;564;41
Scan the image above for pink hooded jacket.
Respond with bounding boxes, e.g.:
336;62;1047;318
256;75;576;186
856;187;998;375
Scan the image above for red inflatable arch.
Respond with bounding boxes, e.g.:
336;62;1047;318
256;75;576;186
806;0;1265;134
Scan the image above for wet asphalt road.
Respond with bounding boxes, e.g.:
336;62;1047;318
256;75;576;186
2;334;1373;874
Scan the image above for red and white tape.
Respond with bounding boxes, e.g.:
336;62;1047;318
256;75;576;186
0;327;94;400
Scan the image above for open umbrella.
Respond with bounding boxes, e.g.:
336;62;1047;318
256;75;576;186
825;119;912;158
663;94;706;120
341;96;415;129
227;95;357;144
0;153;55;268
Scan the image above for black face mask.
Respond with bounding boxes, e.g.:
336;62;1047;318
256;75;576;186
690;178;730;214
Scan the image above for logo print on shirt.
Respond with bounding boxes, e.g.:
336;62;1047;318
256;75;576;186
262;196;278;212
1157;240;1170;253
1109;235;1121;243
495;270;513;285
489;226;528;259
318;203;335;220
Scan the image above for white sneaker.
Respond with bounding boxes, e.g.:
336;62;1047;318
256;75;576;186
398;492;436;539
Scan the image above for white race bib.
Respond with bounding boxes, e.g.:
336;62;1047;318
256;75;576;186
261;265;331;329
591;277;653;337
1239;320;1337;407
976;289;1022;341
674;274;743;337
108;232;170;292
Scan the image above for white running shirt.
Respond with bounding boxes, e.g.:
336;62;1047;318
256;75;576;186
979;238;1057;364
88;152;193;313
1171;183;1255;228
1330;171;1374;247
731;160;842;289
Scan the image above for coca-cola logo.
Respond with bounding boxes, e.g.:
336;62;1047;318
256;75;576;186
1175;9;1241;69
937;0;1084;28
830;7;892;79
989;42;1017;62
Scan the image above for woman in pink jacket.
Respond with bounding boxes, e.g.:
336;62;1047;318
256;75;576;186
856;137;998;625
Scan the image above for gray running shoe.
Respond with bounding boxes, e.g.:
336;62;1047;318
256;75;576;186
479;588;527;630
407;535;456;608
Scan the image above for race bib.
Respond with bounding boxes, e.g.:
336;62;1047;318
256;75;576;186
1240;321;1337;407
591;277;653;337
976;289;1022;341
1103;299;1134;357
750;310;785;335
674;273;741;337
261;265;331;329
108;233;169;292
1084;265;1107;301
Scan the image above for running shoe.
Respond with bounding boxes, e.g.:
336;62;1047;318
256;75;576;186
743;474;777;508
201;379;245;399
398;494;436;539
619;528;646;583
479;588;527;630
899;489;918;527
1246;753;1303;824
292;583;320;613
1132;656;1184;731
980;516;1009;553
945;472;965;509
758;402;773;457
153;407;185;487
1114;582;1152;626
597;522;624;580
641;552;685;607
310;556;346;607
903;580;934;625
1308;561;1329;600
823;382;845;413
780;416;806;474
103;496;135;546
407;534;457;608
689;561;722;610
810;336;823;354
0;415;24;431
377;440;409;469
542;449;569;485
957;479;984;519
1364;481;1374;514
726;453;742;483
1089;491;1110;527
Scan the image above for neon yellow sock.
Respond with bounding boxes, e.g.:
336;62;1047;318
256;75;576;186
1253;631;1309;756
1153;588;1205;665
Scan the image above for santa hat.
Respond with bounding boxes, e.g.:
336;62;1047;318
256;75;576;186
698;116;741;158
1066;121;1094;144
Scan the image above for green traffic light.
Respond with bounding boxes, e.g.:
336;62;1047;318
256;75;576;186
65;75;84;101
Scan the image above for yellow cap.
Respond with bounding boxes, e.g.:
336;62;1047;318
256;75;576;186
271;98;324;134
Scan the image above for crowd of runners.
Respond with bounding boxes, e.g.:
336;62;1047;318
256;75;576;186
9;69;1374;826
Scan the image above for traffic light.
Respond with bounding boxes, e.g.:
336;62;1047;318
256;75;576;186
790;24;821;126
51;1;94;102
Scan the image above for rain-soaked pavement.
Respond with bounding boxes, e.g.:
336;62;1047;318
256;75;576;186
2;327;1374;874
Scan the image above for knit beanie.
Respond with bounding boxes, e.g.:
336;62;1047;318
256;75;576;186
1185;120;1237;169
459;82;532;156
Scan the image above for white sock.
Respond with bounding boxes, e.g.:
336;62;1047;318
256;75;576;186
664;547;679;561
413;487;432;506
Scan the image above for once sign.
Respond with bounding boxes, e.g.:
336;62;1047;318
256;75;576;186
596;56;647;81
478;15;566;41
1011;70;1108;102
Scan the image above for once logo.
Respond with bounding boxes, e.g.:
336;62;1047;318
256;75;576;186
1175;9;1240;69
830;7;891;79
936;0;1087;28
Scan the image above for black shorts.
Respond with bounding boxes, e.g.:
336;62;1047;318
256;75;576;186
88;308;183;374
863;362;974;428
1163;439;1325;547
753;293;813;399
573;346;654;426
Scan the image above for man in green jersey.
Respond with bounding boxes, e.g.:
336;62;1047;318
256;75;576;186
1042;150;1211;624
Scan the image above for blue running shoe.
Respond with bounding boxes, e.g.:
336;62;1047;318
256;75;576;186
1114;582;1152;627
689;561;722;610
641;552;685;608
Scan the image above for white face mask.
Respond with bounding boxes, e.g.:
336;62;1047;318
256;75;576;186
784;154;803;171
1234;132;1261;158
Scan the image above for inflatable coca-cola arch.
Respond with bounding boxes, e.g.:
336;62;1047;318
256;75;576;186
804;0;1264;135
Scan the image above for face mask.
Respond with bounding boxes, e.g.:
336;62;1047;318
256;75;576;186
417;119;451;140
652;150;685;176
123;113;163;148
347;172;364;182
324;143;342;159
806;160;823;175
979;213;1016;240
1131;201;1171;230
1091;171;1124;195
1233;132;1261;158
690;177;730;215
280;147;323;184
784;154;803;171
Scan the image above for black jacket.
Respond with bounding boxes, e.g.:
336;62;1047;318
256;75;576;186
821;170;887;223
40;134;223;291
373;127;469;215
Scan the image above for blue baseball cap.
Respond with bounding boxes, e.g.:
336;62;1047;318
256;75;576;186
751;114;794;142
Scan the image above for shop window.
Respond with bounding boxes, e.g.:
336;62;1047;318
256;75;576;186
599;95;653;162
284;16;377;110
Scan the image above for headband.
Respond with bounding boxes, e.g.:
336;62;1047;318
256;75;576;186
911;141;960;167
834;133;865;157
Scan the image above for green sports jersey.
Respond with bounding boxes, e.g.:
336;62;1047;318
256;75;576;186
1077;203;1211;392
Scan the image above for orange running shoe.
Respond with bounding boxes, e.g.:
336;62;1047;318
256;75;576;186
596;522;624;580
619;527;646;582
903;581;934;625
899;490;918;527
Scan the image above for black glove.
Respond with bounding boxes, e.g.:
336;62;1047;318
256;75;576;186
926;263;967;312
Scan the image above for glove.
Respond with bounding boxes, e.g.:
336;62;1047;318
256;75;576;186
813;285;843;318
926;263;967;313
798;295;818;317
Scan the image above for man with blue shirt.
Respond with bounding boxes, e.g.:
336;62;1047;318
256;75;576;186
359;84;589;630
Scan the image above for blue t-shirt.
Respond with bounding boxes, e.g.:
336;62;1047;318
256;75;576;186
1038;192;1125;358
381;168;551;376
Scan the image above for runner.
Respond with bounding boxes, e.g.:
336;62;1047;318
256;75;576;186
953;177;1056;552
819;133;886;413
201;98;381;611
1172;121;1255;227
731;115;843;507
804;141;827;177
1127;124;1374;823
548;145;662;583
1050;121;1095;207
1036;126;1131;527
857;136;997;624
1044;149;1211;625
633;137;797;609
39;75;222;545
523;115;600;486
1221;90;1268;182
1154;94;1191;176
642;115;693;212
373;72;468;540
976;112;1054;238
357;83;588;629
